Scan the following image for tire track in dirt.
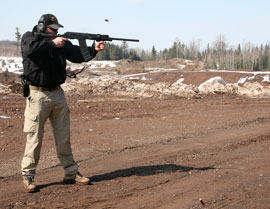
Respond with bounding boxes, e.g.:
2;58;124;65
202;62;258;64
203;173;270;209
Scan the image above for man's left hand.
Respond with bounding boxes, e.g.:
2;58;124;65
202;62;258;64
95;41;106;51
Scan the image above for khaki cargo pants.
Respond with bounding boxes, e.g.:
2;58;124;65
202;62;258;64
21;87;78;178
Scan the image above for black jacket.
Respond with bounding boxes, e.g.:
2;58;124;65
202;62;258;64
21;27;97;88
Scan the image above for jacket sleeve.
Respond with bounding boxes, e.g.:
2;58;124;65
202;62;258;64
64;41;98;63
21;32;55;57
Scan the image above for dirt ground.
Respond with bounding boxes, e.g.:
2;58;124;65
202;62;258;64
0;69;270;209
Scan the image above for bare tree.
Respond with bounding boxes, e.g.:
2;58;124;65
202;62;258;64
15;27;21;56
213;34;227;69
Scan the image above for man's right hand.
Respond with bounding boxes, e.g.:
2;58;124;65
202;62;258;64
53;37;67;48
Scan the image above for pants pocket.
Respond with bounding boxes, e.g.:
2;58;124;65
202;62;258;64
24;111;38;133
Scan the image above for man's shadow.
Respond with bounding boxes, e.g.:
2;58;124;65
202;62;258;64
90;164;215;182
37;164;215;190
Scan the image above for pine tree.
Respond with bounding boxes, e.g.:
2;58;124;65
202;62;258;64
151;46;157;60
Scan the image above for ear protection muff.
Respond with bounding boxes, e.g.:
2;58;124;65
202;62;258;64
37;15;46;32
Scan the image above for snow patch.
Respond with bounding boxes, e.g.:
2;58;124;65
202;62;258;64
262;75;270;82
175;78;184;84
0;56;23;74
237;76;255;84
0;115;10;119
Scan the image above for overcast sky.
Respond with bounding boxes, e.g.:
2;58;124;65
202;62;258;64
1;0;270;51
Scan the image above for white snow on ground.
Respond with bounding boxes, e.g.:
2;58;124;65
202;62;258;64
0;56;23;74
238;76;254;84
2;56;270;98
175;78;185;84
122;68;182;79
178;64;185;69
141;76;152;81
0;115;10;119
87;61;118;69
0;57;118;74
198;77;227;94
262;75;270;82
68;60;118;70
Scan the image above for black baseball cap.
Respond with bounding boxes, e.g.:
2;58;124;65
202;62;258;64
38;14;64;29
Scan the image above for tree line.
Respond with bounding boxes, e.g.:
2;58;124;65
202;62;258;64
96;35;270;71
1;28;270;71
140;35;270;71
0;27;21;57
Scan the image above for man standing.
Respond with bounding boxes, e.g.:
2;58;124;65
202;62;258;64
21;14;106;192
